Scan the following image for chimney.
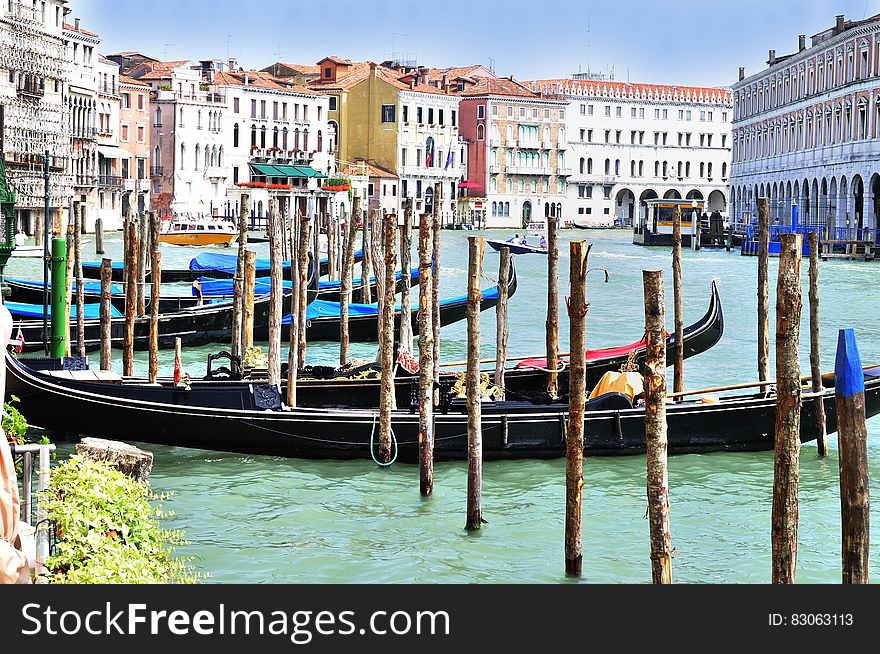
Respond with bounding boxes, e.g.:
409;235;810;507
738;67;745;81
836;14;845;32
229;57;238;71
74;17;80;30
442;73;448;92
243;73;249;86
798;35;806;52
769;49;776;65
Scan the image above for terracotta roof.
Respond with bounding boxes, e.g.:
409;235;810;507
308;61;450;95
318;56;353;66
524;79;733;104
341;162;398;179
424;65;496;84
63;21;99;38
279;63;320;75
132;60;191;81
213;70;318;95
119;75;150;88
453;77;541;98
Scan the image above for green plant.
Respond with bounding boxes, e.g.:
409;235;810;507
3;395;28;444
44;456;202;584
158;84;172;91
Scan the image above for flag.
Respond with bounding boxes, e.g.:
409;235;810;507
444;148;453;171
425;151;433;168
12;328;24;354
173;347;182;385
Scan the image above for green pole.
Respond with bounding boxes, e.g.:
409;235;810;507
50;236;67;358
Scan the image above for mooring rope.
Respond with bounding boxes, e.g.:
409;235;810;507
369;413;399;467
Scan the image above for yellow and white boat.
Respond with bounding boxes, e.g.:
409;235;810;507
159;217;239;247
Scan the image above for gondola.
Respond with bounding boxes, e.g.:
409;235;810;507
9;279;723;410
7;351;877;461
486;239;547;256
80;249;360;283
293;259;518;342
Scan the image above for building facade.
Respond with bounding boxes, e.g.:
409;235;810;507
457;77;568;229
528;78;732;227
118;74;151;217
1;0;71;234
731;13;880;232
94;55;122;228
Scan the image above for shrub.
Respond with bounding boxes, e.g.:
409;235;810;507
3;395;28;444
44;456;201;584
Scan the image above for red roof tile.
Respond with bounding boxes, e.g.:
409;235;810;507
213;70;318;95
341;162;398;179
63;21;99;38
524;79;733;104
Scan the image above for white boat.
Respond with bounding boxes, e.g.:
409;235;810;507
159;216;238;247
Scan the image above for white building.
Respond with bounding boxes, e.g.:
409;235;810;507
0;0;71;234
94;55;123;229
63;15;99;228
527;77;732;226
731;13;880;233
129;59;228;218
214;67;332;220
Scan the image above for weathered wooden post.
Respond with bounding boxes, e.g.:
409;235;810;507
466;235;485;531
123;217;138;376
771;232;803;585
232;194;250;362
327;208;337;280
643;269;672;584
296;214;311;366
242;250;256;354
63;216;74;357
339;196;361;365
136;212;148;317
758;197;770;393
494;247;511;398
74;205;85;357
94;213;104;255
834;329;870;584
546;211;560;397
268;199;283;387
173;337;182;384
565;240;589;576
99;258;113;371
361;207;372;304
418;214;435;496
376;211;398;465
672;204;684;396
807;231;827;456
399;199;415;354
432;184;442;383
149;250;161;383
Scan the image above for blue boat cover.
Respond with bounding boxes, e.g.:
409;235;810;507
281;285;499;324
189;250;363;274
83;261;124;271
6;277;123;296
195;265;418;297
6;301;122;320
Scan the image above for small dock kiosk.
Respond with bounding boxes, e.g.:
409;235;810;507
634;199;704;247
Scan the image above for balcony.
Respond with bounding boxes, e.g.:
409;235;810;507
98;175;123;188
557;167;573;176
75;175;95;188
17;83;45;99
73;127;98;140
151;165;164;177
507;165;551;176
98;127;114;137
518;138;541;149
205;167;228;180
488;164;501;174
124;179;138;192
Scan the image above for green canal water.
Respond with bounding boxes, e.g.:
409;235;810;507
9;229;880;583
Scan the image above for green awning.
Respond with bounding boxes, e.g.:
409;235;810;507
297;166;327;179
250;163;327;179
250;164;287;176
272;165;309;178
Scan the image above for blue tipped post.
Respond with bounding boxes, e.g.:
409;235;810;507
834;328;870;584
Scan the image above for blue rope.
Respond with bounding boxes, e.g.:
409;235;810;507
369;414;398;467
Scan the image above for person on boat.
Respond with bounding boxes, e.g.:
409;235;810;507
539;235;548;249
507;234;520;244
519;235;528;246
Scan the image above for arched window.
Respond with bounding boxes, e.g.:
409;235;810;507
273;127;279;149
294;129;300;150
531;179;537;193
615;159;621;175
153;145;161;166
631;160;636;176
218;146;224;168
179;106;185;126
233;123;239;148
506;179;512;193
477;124;485;141
197;109;202;129
180;143;186;170
204;145;209;170
317;130;323;152
491;178;497;192
492;201;498;216
194;144;200;171
558;128;565;143
282;128;288;150
721;162;727;179
251;125;257;147
604;158;610;175
639;161;644;176
518;179;525;192
506;125;514;143
491;124;499;141
579;158;585;174
588;158;593;174
260;126;267;149
303;130;309;151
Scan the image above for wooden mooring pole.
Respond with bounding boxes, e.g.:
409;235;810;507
643;269;672;584
63;216;74;357
232;194;250;362
399;199;414;354
565;240;589;576
297;214;311;366
377;211;398;465
758;197;770;393
123;218;138;377
94;214;104;255
771;233;803;584
137;212;148;317
148;213;161;383
99;258;112;371
546;212;559;398
494;247;511;399
807;232;827;456
286;215;301;409
466;236;485;530
268;200;283;387
361;208;372;304
834;329;870;584
418;213;435;496
432;184;442;387
339;196;360;366
74;205;85;357
243;250;256;355
672;204;684;397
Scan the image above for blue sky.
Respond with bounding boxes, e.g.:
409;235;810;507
75;0;879;88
